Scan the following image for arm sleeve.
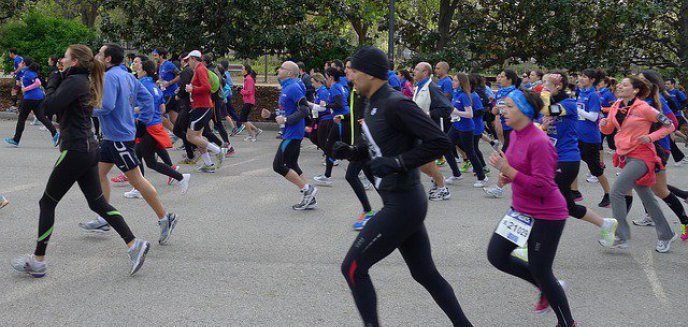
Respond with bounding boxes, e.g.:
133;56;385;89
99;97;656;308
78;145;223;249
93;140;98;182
512;140;558;197
93;74;118;116
325;94;343;111
43;74;78;116
642;107;675;142
135;83;155;125
578;109;599;121
285;97;310;125
385;99;452;168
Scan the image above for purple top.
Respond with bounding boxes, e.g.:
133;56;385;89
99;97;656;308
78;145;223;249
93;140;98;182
506;123;568;220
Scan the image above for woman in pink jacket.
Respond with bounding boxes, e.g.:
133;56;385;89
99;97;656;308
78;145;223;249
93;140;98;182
486;89;576;327
599;76;676;252
239;64;262;141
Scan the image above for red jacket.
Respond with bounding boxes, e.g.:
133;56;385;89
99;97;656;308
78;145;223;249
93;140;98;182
240;74;256;105
191;63;212;109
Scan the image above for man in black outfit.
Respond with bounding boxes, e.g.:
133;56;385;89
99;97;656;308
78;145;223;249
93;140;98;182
333;46;473;327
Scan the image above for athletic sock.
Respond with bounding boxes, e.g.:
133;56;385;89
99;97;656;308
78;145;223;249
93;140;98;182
202;152;213;166
625;195;633;212
206;142;221;154
662;193;688;224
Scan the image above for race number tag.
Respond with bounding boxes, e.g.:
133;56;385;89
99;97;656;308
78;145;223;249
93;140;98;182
495;208;534;247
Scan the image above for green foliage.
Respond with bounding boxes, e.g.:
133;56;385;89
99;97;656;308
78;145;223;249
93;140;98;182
0;10;96;75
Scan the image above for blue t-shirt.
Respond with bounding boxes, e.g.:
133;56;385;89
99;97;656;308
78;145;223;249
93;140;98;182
496;85;516;131
339;77;349;92
158;60;179;97
387;71;401;90
643;96;672;151
575;87;602;143
546;98;581;162
329;82;350;117
21;70;44;100
14;55;23;80
451;89;474;132
598;88;616;116
438;76;453;95
139;77;164;127
471;91;485;136
314;85;331;120
280;78;306;140
667;89;687;117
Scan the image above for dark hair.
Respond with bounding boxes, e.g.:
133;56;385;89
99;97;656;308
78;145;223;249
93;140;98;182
521;89;545;119
156;48;168;58
332;59;344;71
398;69;412;82
105;44;125;66
582;68;603;86
470;73;486;89
142;60;156;78
178;52;189;61
296;61;306;72
667;78;677;85
9;48;17;55
388;59;395;71
640;70;665;111
325;67;341;82
28;62;40;73
626;76;652;99
217;64;226;76
22;56;34;67
126;53;136;60
532;70;544;79
243;63;256;80
202;54;213;66
503;69;520;88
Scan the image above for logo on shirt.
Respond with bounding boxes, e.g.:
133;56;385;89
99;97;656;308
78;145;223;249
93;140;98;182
371;108;378;116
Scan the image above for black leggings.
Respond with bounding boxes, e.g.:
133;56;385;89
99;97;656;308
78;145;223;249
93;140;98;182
36;149;135;256
473;134;487;168
14;99;57;144
321;118;351;178
212;101;230;145
670;139;685;163
555;161;587;219
341;186;473;327
273;139;302;177
669;185;688;200
448;128;486;180
136;132;183;182
174;102;222;159
487;218;574;326
345;160;376;213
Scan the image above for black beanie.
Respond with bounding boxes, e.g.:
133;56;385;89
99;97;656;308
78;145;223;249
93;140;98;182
351;46;388;80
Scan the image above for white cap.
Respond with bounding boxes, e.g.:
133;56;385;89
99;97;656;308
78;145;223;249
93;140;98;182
184;50;202;60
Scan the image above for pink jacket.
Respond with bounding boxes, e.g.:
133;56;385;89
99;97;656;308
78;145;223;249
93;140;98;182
241;74;256;105
600;99;674;157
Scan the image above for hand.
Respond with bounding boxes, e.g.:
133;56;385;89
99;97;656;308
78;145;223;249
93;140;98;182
369;156;405;177
185;84;193;92
261;108;271;119
599;118;608;127
161;81;170;88
499;173;512;185
541;116;554;130
276;116;286;125
332;141;356;160
333;115;342;124
319;100;327;107
639;135;651;144
488;149;509;172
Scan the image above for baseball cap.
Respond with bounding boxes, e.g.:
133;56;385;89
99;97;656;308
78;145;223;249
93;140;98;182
184;50;202;60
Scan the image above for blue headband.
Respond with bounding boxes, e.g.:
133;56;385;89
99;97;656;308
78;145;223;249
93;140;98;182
507;89;536;119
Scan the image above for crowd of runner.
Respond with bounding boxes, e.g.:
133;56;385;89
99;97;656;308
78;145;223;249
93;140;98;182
3;44;688;327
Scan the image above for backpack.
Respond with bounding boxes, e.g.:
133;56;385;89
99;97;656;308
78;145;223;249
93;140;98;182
208;70;220;93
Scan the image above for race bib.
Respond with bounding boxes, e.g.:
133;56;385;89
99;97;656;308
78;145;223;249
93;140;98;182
495;208;534;247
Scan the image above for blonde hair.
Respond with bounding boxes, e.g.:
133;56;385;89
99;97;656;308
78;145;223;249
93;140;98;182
456;73;473;106
311;73;325;84
67;44;105;108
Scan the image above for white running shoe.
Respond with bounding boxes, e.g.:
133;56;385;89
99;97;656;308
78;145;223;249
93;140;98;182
444;175;464;185
313;175;333;186
586;176;599;183
656;233;679;253
429;187;451;201
632;214;655;226
124;188;142;199
483;186;504;198
473;178;489;188
599;218;618;248
179;174;191;194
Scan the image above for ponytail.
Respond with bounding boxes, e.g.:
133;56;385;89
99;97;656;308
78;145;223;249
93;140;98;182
67;44;104;108
457;73;472;107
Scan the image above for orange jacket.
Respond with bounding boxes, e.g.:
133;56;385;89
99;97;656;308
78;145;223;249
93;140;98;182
600;99;674;157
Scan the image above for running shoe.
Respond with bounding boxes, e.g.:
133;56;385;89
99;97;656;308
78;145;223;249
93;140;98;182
128;239;150;276
459;161;472;173
198;164;216;173
124;188;142;199
572;190;583;202
360;175;373;190
167;165;180;186
216;147;228;168
179;174;191;194
435;158;446;166
11;254;46;278
235;125;245;135
225;146;236;158
30;117;40;125
429;187;451;201
598;193;611;208
511;247;528;262
632;214;655;226
599;218;618;248
473;177;489;188
534;280;566;314
313;175;333;186
52;132;60;147
255;129;264;138
605;237;629;249
656;233;679;253
244;135;256;142
111;173;129;186
333;160;340;166
483;186;504;198
4;138;18;147
158;213;178;245
586;176;599;183
353;211;376;231
681;224;688;241
78;219;111;234
39;126;47;131
444;175;464;185
292;197;318;210
0;195;9;209
7;106;18;113
303;184;318;204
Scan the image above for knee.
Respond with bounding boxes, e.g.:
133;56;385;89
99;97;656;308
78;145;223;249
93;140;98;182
409;267;440;287
486;245;509;271
341;257;364;287
39;194;56;211
86;196;107;213
273;160;288;177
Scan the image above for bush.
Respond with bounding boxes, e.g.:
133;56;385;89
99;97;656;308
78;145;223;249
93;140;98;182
0;10;97;77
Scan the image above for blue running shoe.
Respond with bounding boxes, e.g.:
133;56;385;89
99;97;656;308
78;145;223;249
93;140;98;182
53;132;60;147
4;138;18;147
354;211;376;231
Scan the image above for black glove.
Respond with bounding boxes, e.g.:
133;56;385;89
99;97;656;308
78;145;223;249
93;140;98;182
332;141;357;160
368;156;406;177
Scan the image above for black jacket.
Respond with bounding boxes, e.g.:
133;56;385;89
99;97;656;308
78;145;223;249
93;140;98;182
427;82;454;120
364;84;452;191
43;66;99;152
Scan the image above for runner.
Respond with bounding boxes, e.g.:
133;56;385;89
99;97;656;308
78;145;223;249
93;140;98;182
154;48;180;126
485;88;576;327
397;69;414;98
272;61;318;210
600;75;676;252
339;46;473;327
8;48;24;112
78;43;178;245
239;64;263;141
11;44;149;278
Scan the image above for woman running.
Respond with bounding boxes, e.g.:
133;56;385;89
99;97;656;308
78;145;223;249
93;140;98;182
11;44;149;278
239;64;262;141
486;88;576;327
5;57;59;147
308;73;330;156
397;69;414;98
600;75;676;252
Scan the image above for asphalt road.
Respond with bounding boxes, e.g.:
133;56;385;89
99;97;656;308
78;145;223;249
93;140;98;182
1;119;687;326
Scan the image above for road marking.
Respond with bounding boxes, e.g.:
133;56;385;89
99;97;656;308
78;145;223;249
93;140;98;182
632;250;668;305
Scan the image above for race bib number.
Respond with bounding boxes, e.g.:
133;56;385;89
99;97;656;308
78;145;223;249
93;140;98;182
495;208;534;247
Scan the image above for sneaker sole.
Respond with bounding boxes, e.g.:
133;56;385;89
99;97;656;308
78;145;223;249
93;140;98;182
80;226;111;235
632;221;655;227
130;242;150;276
656;233;679;253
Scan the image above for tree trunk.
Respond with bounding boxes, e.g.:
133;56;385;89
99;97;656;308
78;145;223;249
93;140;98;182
435;0;460;51
349;17;368;45
80;2;100;28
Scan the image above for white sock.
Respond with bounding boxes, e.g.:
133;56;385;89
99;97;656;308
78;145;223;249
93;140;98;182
206;142;221;154
202;153;213;166
301;184;310;192
97;216;107;224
